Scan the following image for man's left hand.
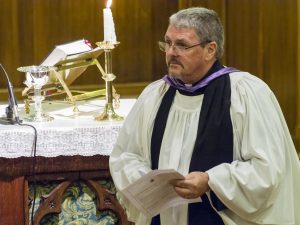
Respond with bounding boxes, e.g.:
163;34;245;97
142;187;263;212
172;171;210;199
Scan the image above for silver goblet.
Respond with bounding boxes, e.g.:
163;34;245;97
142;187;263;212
18;65;54;122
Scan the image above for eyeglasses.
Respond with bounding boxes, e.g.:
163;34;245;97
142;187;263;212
158;40;211;53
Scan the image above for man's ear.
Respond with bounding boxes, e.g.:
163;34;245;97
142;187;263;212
205;41;217;60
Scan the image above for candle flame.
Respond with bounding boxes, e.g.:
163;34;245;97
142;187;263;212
106;0;112;8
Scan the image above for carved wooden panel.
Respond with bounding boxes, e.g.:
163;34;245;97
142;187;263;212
31;179;132;225
0;155;133;225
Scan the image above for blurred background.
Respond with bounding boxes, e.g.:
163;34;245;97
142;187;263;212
0;0;299;151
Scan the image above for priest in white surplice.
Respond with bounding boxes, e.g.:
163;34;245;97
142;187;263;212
109;7;300;225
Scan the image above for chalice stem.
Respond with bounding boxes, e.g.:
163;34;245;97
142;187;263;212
33;87;43;120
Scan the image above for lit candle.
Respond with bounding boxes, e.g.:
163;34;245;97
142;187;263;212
103;0;117;43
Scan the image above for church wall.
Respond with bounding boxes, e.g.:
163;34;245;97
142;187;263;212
0;0;299;151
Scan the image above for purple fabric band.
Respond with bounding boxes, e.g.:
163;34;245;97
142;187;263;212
163;67;239;93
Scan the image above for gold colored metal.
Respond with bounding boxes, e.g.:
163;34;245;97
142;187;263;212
24;99;30;114
67;89;106;101
51;48;107;112
95;41;123;121
51;70;79;112
22;47;109;113
21;43;122;118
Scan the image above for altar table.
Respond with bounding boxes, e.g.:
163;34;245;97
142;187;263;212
0;99;136;225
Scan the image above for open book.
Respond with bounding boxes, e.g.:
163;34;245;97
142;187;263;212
41;39;93;66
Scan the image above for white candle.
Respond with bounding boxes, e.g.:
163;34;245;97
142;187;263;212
103;0;116;43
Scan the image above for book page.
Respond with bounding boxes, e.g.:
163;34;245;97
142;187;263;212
121;169;201;217
41;39;92;66
56;39;92;55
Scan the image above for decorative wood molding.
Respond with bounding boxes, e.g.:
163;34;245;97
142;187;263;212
85;179;133;225
0;155;110;179
16;155;135;225
32;178;133;225
33;180;73;225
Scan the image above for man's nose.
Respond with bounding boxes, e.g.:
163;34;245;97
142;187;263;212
166;45;179;55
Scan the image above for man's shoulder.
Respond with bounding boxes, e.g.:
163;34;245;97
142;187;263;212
229;71;270;92
139;79;169;98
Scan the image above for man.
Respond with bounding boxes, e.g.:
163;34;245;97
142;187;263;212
109;7;300;225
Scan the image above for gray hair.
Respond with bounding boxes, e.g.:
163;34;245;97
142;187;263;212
169;7;224;59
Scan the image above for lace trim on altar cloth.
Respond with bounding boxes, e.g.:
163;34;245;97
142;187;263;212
0;125;121;158
0;99;136;158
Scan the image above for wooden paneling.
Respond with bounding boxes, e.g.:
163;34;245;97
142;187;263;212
226;0;298;134
225;1;264;76
0;0;21;85
0;0;299;150
113;0;153;82
0;176;25;225
260;0;297;132
151;0;178;80
296;0;300;150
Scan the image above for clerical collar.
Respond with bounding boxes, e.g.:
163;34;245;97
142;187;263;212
162;60;239;94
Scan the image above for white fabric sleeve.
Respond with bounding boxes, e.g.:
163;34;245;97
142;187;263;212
109;80;167;224
207;73;298;224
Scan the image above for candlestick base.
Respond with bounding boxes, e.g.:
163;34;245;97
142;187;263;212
95;103;123;121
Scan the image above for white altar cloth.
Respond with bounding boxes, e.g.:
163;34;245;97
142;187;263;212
0;99;136;158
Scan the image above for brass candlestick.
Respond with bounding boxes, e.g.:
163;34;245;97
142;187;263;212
95;41;123;121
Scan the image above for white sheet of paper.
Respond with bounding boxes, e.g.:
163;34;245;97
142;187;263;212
121;169;201;217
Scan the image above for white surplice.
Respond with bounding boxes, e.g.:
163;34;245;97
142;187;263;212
109;72;300;225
